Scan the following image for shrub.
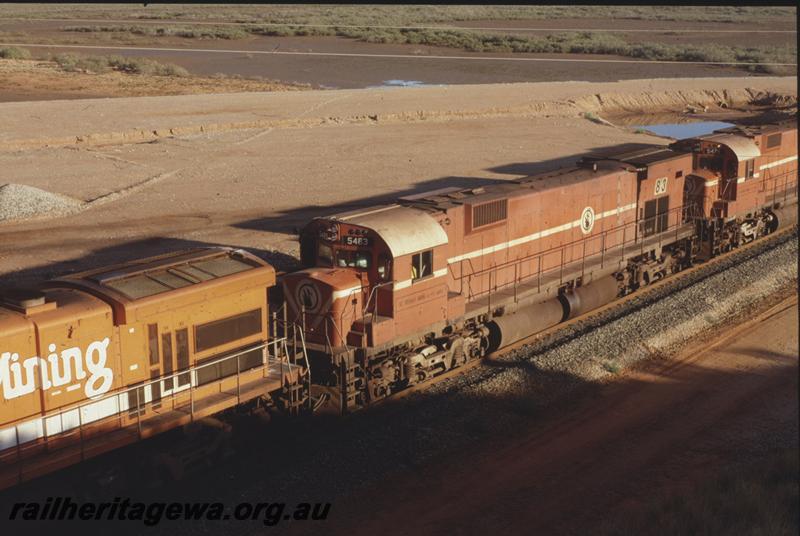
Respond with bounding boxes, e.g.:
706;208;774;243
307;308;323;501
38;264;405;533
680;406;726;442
51;53;189;76
0;47;31;60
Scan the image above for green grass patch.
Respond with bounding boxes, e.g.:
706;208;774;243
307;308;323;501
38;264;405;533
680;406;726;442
602;360;621;374
0;46;31;59
63;24;249;40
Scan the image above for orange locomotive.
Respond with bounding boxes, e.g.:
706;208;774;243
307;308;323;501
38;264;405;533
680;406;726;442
0;120;795;488
0;248;308;490
285;120;797;413
671;122;798;257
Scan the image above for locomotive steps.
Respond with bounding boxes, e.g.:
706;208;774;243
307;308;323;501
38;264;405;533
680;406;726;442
0;77;794;151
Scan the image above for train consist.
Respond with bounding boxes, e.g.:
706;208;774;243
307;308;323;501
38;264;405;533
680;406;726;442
1;120;796;489
285;120;797;411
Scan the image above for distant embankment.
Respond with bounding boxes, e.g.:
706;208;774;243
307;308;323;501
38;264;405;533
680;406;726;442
0;77;794;151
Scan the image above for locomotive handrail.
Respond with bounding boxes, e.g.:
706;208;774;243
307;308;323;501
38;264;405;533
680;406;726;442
295;328;312;411
0;339;294;455
455;203;695;303
455;203;692;282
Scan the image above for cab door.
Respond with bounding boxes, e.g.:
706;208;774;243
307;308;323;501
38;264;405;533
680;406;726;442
159;328;191;397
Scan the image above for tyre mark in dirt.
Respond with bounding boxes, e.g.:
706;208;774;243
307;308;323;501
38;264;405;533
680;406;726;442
233;92;354;146
83;167;184;207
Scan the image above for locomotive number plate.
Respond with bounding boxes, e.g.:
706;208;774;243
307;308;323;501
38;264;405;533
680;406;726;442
654;177;668;196
342;236;370;247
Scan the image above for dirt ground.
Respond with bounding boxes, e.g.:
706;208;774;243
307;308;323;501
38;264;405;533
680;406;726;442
0;76;794;288
314;295;799;536
0;14;795;95
0;58;309;102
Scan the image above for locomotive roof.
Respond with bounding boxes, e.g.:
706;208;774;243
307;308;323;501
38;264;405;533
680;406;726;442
393;161;632;213
330;204;449;258
580;145;688;168
712;120;796;136
50;247;271;302
679;132;761;161
320;121;790;222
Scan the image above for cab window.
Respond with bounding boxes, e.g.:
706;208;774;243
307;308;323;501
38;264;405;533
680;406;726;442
318;244;333;267
411;250;433;281
336;250;370;269
377;253;392;281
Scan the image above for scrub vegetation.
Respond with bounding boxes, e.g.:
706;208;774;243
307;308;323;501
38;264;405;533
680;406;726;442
57;24;795;74
0;46;31;59
1;6;795;75
48;52;189;77
602;449;799;536
3;5;796;24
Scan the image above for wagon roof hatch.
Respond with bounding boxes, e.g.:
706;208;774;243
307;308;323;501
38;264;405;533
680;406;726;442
50;248;269;301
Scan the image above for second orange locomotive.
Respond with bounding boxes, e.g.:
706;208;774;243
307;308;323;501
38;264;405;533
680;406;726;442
285;120;797;412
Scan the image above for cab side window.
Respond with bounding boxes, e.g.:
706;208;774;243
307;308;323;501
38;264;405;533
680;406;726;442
745;159;755;179
411;250;433;281
377;253;392;281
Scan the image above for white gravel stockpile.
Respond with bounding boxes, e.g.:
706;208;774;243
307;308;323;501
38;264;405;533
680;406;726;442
0;183;84;222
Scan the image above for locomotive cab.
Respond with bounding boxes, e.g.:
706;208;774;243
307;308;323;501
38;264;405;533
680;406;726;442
671;132;761;219
285;205;450;356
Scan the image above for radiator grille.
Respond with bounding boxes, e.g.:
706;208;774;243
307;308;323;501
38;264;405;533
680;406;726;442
472;199;508;229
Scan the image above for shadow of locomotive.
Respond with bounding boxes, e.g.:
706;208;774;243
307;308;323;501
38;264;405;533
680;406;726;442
231;175;508;236
486;142;659;177
233;140;664;238
0;236;298;292
1;354;795;536
0;140;676;291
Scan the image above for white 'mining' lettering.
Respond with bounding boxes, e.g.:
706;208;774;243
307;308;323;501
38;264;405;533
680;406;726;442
0;338;113;401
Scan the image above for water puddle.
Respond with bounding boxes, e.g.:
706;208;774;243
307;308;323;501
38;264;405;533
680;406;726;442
366;79;445;89
632;121;735;140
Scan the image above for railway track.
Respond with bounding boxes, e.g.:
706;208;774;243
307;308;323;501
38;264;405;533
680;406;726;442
386;225;798;403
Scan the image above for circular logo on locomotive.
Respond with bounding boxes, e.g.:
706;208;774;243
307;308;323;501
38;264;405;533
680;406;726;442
580;206;595;234
296;282;321;313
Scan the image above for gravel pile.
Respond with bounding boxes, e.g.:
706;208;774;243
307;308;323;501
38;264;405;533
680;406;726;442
0;183;84;222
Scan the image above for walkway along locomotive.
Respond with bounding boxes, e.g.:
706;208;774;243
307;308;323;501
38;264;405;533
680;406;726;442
284;121;797;413
0;248;309;489
0;120;796;489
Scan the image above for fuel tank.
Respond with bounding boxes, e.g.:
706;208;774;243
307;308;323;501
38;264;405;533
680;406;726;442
558;276;620;320
486;275;620;352
486;298;563;351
